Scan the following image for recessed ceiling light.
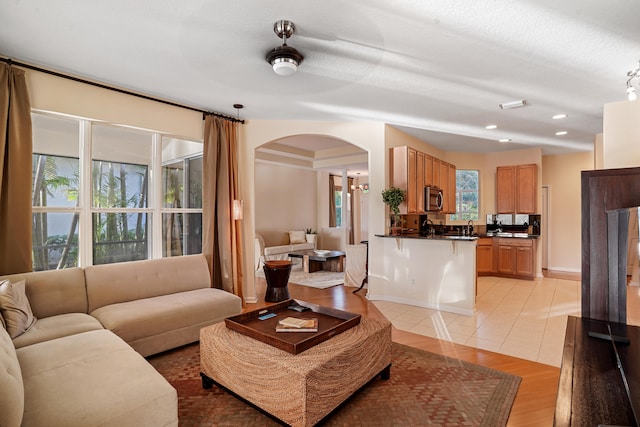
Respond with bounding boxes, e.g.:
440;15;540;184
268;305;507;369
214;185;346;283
552;114;567;120
555;131;568;136
485;124;497;130
499;138;511;143
499;100;527;109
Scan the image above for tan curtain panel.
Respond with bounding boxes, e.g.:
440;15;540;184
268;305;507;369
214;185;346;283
0;63;33;275
329;175;336;227
202;116;244;301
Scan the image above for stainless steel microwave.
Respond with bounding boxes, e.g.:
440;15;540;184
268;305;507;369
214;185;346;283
424;186;443;211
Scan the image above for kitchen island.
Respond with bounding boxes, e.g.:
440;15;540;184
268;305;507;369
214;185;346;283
369;234;478;316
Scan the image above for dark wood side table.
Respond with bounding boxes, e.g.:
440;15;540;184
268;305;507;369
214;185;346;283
555;316;640;426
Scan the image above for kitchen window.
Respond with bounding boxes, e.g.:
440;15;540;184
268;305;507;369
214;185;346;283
451;169;479;221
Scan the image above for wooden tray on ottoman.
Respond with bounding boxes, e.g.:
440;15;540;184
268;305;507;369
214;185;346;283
224;299;361;354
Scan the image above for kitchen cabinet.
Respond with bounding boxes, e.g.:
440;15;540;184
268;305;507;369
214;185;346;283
424;154;434;187
476;237;495;275
496;238;536;279
432;158;441;188
391;146;456;214
447;162;457;214
496;166;516;213
391;146;422;214
496;164;538;214
439;160;449;212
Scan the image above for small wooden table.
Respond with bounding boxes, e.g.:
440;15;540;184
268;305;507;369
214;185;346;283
288;249;345;273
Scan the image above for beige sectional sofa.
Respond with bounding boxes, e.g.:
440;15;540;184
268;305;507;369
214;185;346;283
254;231;315;270
0;254;243;427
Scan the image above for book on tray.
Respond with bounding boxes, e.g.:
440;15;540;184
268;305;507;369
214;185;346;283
276;317;318;332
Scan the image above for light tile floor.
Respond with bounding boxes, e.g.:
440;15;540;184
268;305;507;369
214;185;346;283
372;275;581;367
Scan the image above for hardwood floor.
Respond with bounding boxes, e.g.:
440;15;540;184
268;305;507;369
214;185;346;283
248;279;560;426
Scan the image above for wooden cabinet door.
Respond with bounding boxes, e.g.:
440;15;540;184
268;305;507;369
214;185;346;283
416;151;425;213
424;155;433;186
439;160;449;212
516;164;537;213
432;158;441;188
497;245;515;274
515;246;534;276
496;166;515;213
406;147;417;213
448;163;457;214
476;240;495;274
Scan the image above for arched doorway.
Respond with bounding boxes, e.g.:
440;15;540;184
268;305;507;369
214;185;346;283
253;133;369;251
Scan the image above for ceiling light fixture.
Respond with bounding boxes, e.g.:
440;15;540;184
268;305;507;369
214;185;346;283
555;131;568;136
265;20;304;76
485;124;497;129
626;60;640;101
552;114;567;120
499;100;527;109
499;138;511;143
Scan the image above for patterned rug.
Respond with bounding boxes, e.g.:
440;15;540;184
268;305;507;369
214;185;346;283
148;341;521;426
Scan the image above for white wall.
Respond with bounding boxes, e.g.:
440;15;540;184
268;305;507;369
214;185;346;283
603;100;640;168
542;152;594;272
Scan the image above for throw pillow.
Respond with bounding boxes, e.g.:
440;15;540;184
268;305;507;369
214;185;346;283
289;230;306;244
0;279;37;339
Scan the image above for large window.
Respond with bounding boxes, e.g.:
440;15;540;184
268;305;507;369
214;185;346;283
451;169;479;221
31;112;203;270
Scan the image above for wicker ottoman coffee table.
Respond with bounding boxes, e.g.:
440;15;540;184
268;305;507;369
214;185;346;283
200;316;392;427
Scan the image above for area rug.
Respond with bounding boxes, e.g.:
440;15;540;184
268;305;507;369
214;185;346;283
255;267;344;289
148;341;521;426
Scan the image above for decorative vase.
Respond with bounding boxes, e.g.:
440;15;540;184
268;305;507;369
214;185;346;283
305;233;317;247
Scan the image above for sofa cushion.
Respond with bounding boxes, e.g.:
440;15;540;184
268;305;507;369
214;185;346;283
0;268;88;318
85;254;211;313
91;288;242;356
12;313;104;349
17;329;178;427
0;279;36;338
0;326;23;427
289;230;306;244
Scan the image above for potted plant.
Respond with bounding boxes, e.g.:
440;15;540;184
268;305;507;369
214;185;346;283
381;186;406;235
305;228;318;247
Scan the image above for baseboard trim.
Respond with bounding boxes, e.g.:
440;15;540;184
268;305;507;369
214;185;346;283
546;266;581;273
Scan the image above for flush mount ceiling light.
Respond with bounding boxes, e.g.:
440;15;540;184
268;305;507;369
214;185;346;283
555;131;568;136
499;99;527;109
626;60;639;101
265;20;304;76
552;114;568;120
499;138;511;143
485;124;497;129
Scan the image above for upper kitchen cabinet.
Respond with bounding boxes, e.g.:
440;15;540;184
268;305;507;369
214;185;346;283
496;164;538;214
424;154;434;187
447;162;457;214
391;146;456;214
390;146;422;214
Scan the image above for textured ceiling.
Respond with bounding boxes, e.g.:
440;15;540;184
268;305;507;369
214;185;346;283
1;0;639;159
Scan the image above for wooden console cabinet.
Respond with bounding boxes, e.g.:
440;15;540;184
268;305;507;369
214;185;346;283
496;164;537;214
555;316;639;426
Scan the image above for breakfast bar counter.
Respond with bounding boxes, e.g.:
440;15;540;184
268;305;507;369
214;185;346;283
369;234;477;316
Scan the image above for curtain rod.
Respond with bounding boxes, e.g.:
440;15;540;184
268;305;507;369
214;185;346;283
0;57;244;124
